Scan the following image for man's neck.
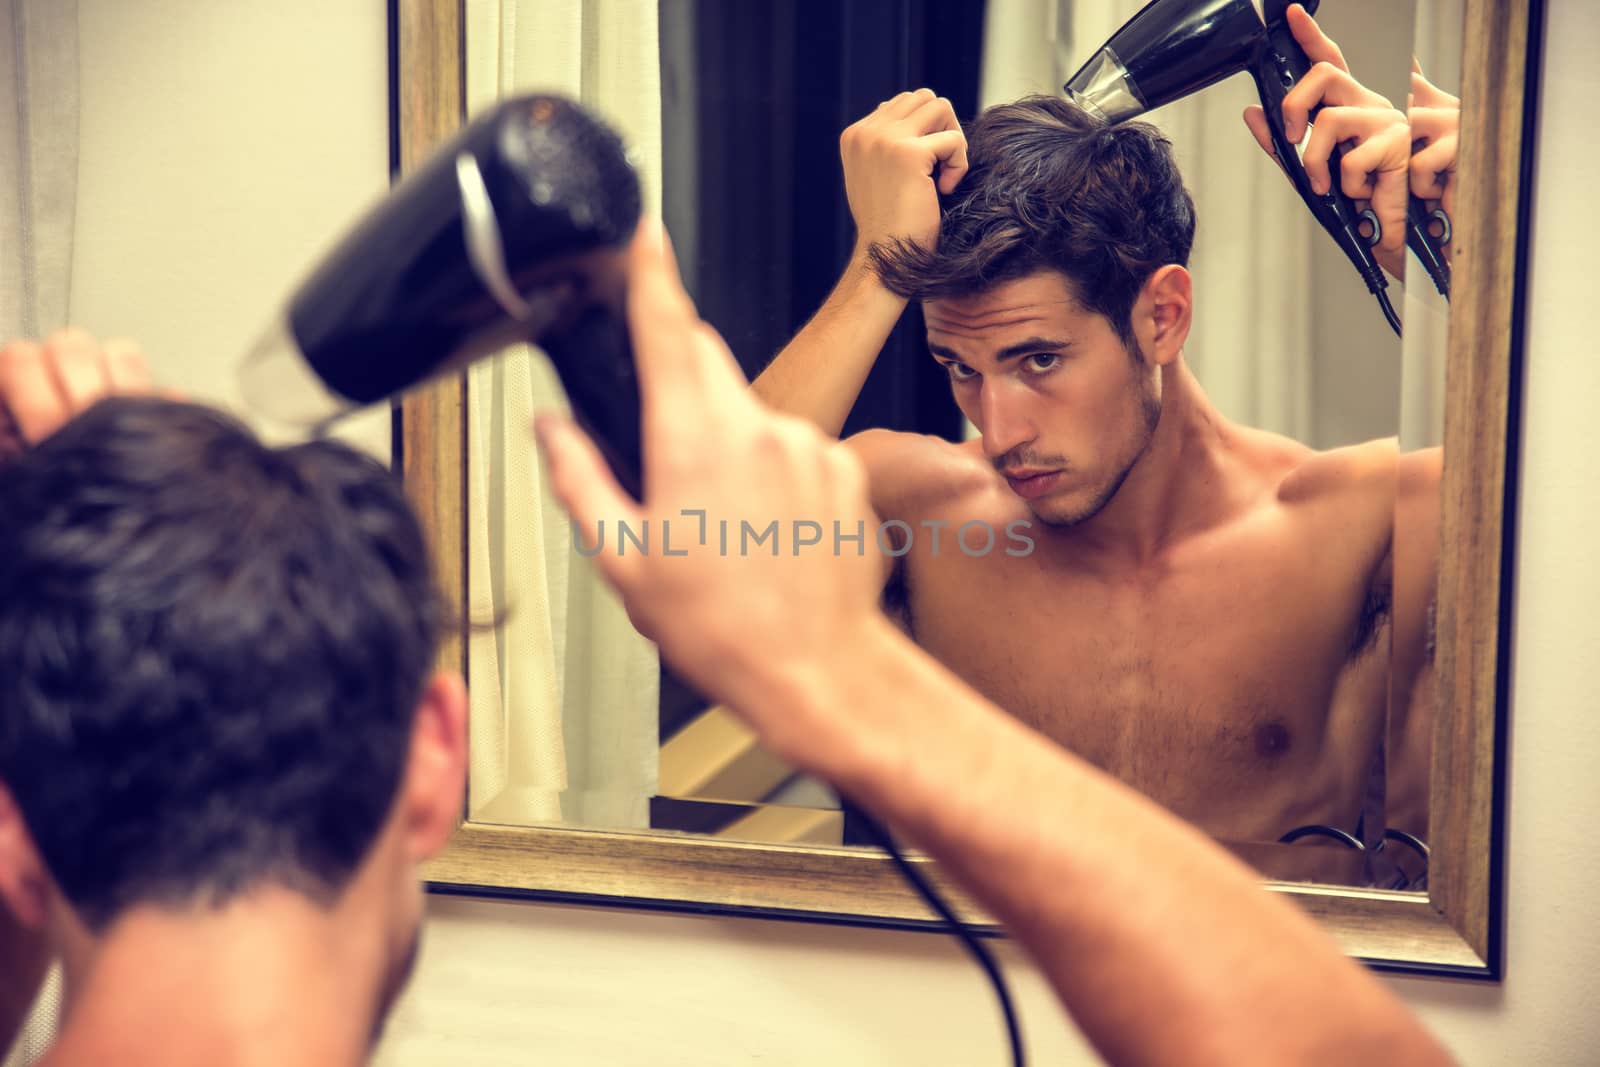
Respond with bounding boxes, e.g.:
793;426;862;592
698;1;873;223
44;889;393;1067
1053;358;1239;565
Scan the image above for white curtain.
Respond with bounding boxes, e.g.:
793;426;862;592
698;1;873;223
1;5;74;1063
980;0;1316;440
463;0;661;829
1400;0;1464;451
1;0;77;341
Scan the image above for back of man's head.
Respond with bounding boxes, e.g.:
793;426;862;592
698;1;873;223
0;397;446;931
872;95;1197;348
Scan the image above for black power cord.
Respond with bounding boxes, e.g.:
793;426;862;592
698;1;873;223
843;797;1026;1067
1374;286;1403;336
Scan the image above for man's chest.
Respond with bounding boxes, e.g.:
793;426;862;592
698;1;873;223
897;519;1379;775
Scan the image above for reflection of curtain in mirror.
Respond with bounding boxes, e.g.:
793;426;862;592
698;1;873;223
979;0;1315;442
1;5;74;1063
1400;0;1463;451
463;0;661;828
1;0;76;341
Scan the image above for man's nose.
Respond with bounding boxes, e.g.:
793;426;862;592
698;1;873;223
977;382;1035;460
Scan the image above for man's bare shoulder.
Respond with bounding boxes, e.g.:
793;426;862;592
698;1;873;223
1224;430;1398;570
845;428;996;518
1273;434;1399;508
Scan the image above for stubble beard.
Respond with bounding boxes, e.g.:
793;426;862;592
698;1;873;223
1028;368;1163;530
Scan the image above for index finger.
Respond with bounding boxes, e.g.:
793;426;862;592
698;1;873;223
903;94;961;136
1281;63;1388;143
625;219;746;406
921;129;969;195
1287;4;1348;72
1408;70;1460;111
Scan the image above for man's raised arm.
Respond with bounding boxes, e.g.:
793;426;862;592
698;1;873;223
750;88;966;436
537;222;1452;1067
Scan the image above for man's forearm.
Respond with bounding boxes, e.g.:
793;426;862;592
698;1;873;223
749;250;907;436
749;618;1451;1067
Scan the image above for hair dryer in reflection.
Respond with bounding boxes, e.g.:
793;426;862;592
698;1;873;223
1065;0;1447;332
241;94;645;497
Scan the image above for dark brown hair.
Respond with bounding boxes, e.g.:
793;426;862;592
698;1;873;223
0;398;447;929
871;95;1196;348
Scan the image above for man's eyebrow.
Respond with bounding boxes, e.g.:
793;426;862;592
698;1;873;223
927;337;1074;363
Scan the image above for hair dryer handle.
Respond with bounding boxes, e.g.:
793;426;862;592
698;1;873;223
1407;194;1452;298
1252;19;1392;309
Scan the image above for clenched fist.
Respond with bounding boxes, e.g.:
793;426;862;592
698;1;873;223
839;88;968;257
1241;4;1410;279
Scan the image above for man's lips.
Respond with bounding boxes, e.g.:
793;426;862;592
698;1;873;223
1002;469;1063;500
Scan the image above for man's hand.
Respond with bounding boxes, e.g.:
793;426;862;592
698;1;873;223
1407;62;1461;264
1242;4;1410;279
537;222;884;755
839;88;968;257
748;90;957;434
0;330;152;462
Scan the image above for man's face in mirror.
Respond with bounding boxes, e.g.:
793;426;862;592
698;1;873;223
924;270;1162;528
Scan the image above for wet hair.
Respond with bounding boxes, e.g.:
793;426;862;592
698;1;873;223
0;398;446;930
870;95;1196;348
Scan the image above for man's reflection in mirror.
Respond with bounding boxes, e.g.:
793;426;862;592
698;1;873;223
752;15;1453;881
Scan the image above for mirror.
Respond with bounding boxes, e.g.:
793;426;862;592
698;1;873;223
409;0;1533;975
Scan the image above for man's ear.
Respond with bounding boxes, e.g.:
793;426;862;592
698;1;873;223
0;784;51;930
400;671;468;863
1136;265;1193;367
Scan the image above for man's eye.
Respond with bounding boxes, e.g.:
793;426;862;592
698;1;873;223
945;363;977;381
1024;353;1060;373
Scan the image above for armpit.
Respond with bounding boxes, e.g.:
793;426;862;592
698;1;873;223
880;551;915;638
1349;576;1393;659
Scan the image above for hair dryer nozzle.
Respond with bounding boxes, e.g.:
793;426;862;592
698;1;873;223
239;314;352;433
1065;46;1147;123
1064;0;1266;120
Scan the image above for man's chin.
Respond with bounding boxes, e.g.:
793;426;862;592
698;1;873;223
1024;483;1117;529
1026;496;1093;529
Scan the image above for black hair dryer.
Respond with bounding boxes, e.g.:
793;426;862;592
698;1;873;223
240;94;646;497
1064;0;1448;335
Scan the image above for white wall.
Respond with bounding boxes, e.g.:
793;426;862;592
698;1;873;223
374;5;1600;1066
1383;2;1600;1061
7;4;390;1062
70;0;391;457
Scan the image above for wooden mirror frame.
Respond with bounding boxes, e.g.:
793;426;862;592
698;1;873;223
397;0;1542;977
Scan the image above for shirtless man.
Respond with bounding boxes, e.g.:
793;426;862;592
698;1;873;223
752;13;1443;845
